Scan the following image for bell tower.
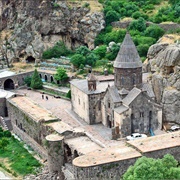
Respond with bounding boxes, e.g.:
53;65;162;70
88;73;97;91
114;32;142;91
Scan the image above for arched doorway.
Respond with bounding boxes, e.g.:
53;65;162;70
39;74;42;79
4;79;14;90
44;75;48;82
50;76;54;83
107;115;111;128
26;56;35;63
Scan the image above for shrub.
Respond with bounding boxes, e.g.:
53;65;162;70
144;25;165;39
137;44;150;57
75;46;90;56
42;41;71;59
54;68;68;84
3;130;11;138
66;90;71;99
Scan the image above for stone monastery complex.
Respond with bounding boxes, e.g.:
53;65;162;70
71;33;162;139
0;33;179;179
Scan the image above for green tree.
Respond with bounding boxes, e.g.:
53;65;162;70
24;76;32;87
123;154;180;180
105;10;119;25
93;45;107;59
70;54;85;68
129;17;146;32
86;53;99;66
30;69;43;89
54;68;68;84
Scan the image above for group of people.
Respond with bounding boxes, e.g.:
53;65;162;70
42;94;48;100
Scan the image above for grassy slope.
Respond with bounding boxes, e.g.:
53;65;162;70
0;136;41;178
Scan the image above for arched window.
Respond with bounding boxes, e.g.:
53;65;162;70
50;76;54;83
121;76;124;85
132;73;136;85
44;75;48;82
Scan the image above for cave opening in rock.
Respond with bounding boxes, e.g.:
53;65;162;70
4;79;14;90
26;56;35;63
164;66;174;75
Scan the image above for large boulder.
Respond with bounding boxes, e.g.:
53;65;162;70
162;88;180;123
145;35;180;124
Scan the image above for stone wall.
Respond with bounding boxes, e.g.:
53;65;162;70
114;67;142;91
144;146;180;162
71;84;90;124
13;125;47;160
129;93;161;134
0;71;33;89
38;71;57;84
88;93;104;124
73;157;139;180
7;98;54;158
43;86;69;98
0;98;6;117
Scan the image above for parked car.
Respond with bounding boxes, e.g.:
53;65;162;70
126;133;147;141
170;125;180;131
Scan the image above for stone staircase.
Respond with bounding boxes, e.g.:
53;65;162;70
0;116;12;130
62;163;75;180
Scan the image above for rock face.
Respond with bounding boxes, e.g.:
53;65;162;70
0;0;105;63
144;35;180;124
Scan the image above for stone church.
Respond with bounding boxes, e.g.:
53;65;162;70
70;33;162;139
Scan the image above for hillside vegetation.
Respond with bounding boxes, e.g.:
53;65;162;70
42;0;180;73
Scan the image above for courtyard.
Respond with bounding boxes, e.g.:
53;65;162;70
14;89;124;148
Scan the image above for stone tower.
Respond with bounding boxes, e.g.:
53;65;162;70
114;32;142;91
88;73;97;91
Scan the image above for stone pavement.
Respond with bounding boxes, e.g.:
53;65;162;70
14;89;125;148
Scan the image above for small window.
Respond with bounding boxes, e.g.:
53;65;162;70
108;102;110;108
78;98;80;105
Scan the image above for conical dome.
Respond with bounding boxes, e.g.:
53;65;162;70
114;32;142;68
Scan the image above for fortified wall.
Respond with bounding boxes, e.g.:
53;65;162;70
7;95;58;159
3;93;180;179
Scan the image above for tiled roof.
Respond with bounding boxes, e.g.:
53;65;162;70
114;32;142;68
142;83;155;98
119;88;129;95
70;79;114;95
114;105;129;114
108;85;122;103
123;87;141;106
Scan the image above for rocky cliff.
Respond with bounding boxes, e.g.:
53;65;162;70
144;34;180;124
0;0;105;63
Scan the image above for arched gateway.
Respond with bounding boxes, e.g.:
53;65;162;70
4;79;14;90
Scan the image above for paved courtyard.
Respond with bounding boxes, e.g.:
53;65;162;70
14;89;124;147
